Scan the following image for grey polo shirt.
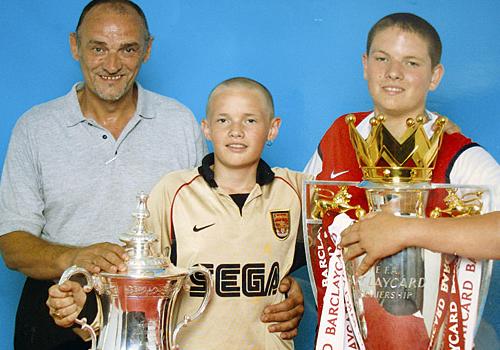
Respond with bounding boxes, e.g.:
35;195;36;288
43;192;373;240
0;83;207;246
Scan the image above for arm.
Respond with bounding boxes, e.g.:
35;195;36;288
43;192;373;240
341;210;500;276
261;276;304;339
0;118;128;279
411;212;500;259
0;231;128;279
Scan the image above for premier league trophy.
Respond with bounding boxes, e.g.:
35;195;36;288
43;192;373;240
303;115;493;349
58;192;213;350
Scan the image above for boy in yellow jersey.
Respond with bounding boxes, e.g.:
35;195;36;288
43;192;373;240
47;77;309;349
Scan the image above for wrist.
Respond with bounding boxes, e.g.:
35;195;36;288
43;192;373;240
407;218;430;249
399;217;420;249
55;245;77;274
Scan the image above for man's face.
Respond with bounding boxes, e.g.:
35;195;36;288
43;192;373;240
362;27;443;120
202;87;280;172
70;5;151;102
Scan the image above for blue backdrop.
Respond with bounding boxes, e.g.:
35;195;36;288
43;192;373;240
0;1;498;349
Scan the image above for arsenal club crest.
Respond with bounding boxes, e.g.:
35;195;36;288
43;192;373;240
270;210;290;239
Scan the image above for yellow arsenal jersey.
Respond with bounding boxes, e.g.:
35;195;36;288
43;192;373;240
147;155;307;350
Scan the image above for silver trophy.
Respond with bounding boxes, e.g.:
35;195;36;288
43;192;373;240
304;115;493;349
58;192;213;350
304;180;493;349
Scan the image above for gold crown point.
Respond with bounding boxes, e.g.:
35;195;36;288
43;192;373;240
416;115;425;124
406;118;416;127
345;114;356;123
436;116;447;127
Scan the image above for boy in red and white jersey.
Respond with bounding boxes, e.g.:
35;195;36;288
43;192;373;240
305;12;500;350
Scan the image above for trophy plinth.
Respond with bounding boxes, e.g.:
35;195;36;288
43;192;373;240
59;192;213;350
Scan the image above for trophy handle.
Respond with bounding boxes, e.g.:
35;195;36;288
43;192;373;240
58;265;98;350
171;265;214;349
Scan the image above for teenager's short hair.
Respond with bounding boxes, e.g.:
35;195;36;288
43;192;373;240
76;0;150;41
206;77;275;118
367;13;442;68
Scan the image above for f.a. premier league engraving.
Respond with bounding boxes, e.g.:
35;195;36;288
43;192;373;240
303;114;493;350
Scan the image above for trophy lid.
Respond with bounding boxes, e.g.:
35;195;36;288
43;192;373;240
114;192;182;278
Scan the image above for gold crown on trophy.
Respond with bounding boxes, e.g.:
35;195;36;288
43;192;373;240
346;113;447;183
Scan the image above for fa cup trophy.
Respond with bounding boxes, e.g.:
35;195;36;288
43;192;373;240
303;114;493;350
58;192;213;350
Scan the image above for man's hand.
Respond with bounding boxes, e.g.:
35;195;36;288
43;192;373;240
261;276;304;339
340;209;410;276
0;232;128;279
67;242;128;274
46;281;87;328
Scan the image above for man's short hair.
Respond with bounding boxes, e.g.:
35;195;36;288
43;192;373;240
76;0;150;41
206;77;275;118
366;13;442;68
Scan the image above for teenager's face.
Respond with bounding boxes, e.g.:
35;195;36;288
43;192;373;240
363;27;443;120
202;87;280;172
70;4;151;102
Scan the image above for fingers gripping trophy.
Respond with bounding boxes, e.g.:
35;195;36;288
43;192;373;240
58;193;213;350
303;114;493;349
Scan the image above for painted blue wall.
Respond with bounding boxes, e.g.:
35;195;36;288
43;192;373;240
1;1;498;349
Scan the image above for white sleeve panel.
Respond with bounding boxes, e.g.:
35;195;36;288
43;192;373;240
303;149;323;177
449;146;500;211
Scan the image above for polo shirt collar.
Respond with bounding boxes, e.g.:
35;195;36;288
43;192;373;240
65;82;154;127
198;153;275;188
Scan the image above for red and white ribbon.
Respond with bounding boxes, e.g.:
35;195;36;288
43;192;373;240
313;213;484;350
457;258;482;350
427;255;482;350
316;213;364;350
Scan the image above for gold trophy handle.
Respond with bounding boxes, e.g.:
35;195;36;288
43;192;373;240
58;265;97;350
171;265;214;349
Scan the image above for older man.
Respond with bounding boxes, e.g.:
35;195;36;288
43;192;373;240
0;1;303;349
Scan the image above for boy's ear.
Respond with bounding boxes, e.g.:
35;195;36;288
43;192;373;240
267;117;282;143
429;63;444;91
201;119;212;141
362;53;369;81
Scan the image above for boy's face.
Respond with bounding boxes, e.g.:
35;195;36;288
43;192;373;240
202;86;280;172
362;27;444;120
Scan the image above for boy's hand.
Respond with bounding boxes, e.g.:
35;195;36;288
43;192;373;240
261;276;304;339
46;280;87;328
340;208;409;276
